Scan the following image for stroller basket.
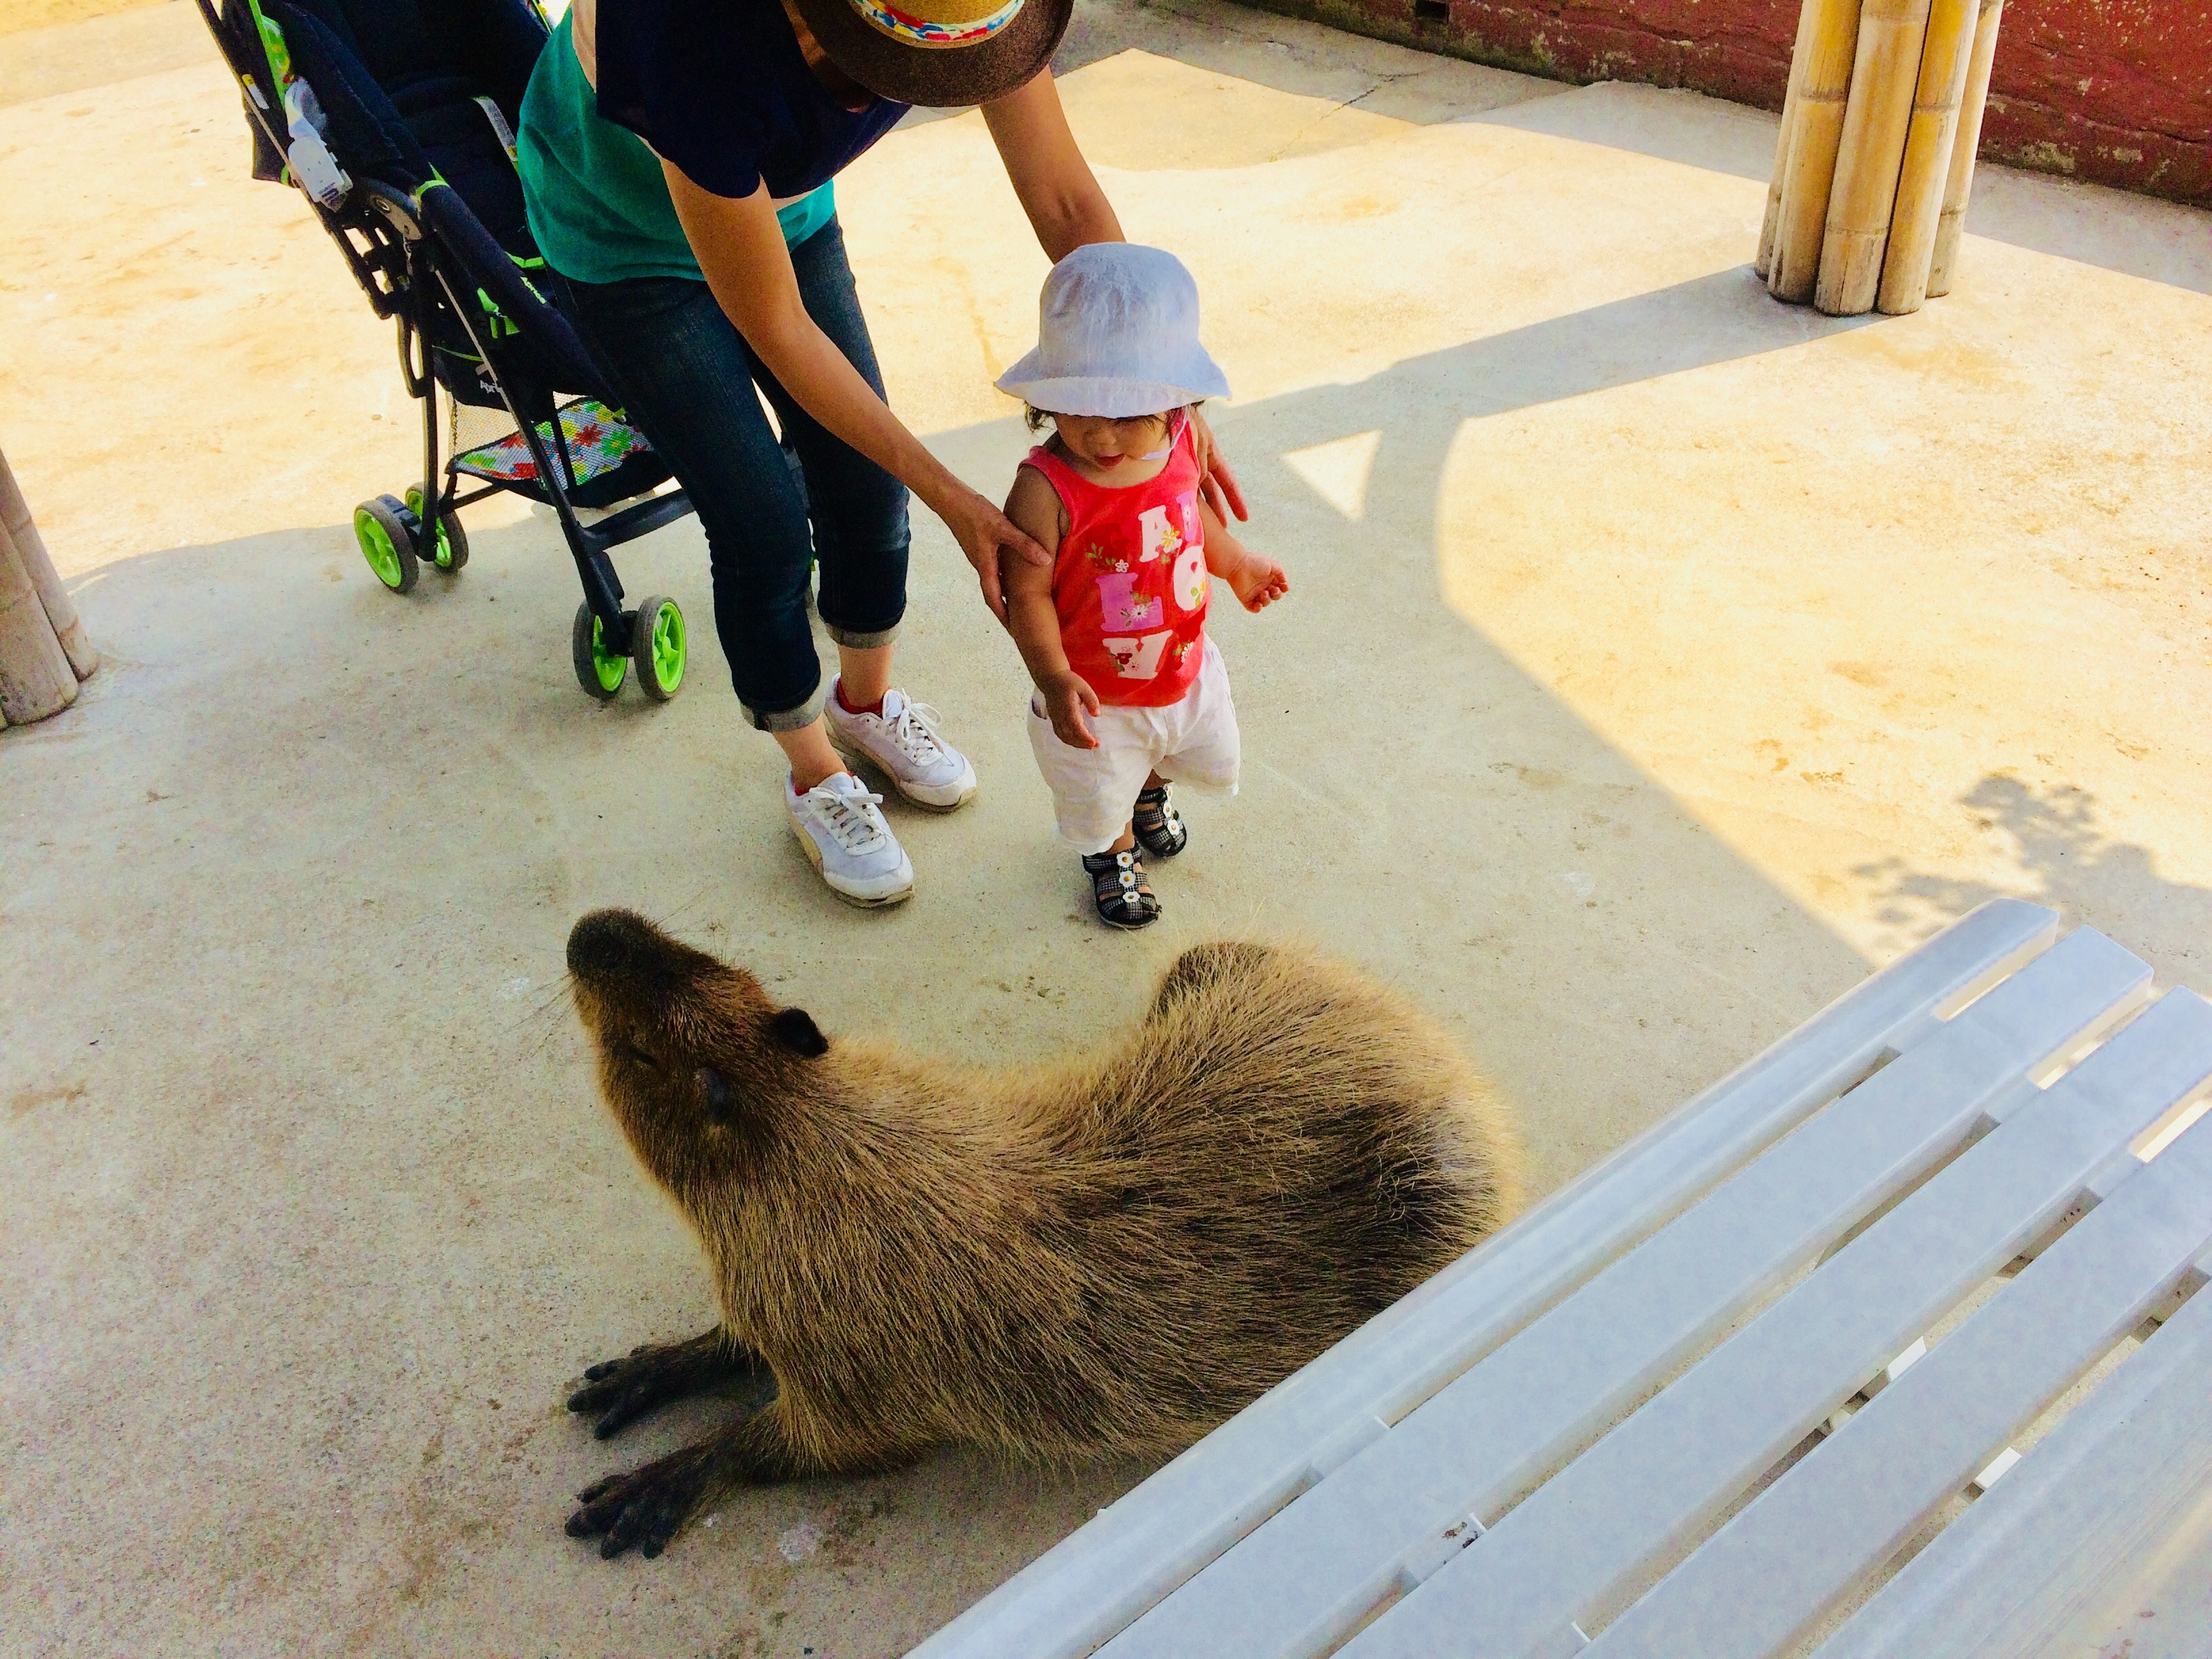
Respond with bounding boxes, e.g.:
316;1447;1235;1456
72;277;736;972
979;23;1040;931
194;0;700;703
453;396;653;508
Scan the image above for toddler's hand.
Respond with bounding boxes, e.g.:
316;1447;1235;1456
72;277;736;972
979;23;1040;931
1042;671;1102;750
1227;550;1290;613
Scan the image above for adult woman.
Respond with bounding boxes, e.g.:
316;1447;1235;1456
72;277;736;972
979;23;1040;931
516;0;1242;906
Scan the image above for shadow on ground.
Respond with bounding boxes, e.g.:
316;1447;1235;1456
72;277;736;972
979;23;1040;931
1210;265;1875;491
13;2;2203;1650
2;352;1872;1647
1857;775;2212;990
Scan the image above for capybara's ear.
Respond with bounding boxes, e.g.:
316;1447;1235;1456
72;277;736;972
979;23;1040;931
769;1007;829;1059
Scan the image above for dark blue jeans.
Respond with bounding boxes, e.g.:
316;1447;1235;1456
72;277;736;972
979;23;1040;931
555;220;910;730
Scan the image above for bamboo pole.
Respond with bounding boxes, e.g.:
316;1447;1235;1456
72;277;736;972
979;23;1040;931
1758;0;1823;281
1816;0;1935;315
1876;0;1980;314
1927;0;2005;298
1769;0;1864;304
0;510;78;725
0;447;96;681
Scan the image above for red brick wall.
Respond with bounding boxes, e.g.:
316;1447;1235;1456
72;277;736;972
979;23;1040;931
1244;0;2212;206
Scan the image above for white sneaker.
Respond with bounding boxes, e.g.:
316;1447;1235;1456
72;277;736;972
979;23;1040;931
785;771;914;907
824;682;979;812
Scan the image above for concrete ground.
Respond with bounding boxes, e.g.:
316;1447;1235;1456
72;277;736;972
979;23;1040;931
3;0;2209;1653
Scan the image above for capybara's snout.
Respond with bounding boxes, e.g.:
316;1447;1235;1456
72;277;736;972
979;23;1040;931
566;907;668;985
565;909;758;1029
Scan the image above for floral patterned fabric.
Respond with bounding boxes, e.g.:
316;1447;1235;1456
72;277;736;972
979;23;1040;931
454;398;651;487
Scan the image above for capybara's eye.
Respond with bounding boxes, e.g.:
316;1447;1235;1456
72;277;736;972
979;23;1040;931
621;1040;660;1070
698;1067;734;1123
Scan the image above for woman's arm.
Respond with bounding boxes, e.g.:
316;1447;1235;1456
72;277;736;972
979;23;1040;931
982;75;1248;522
981;72;1122;261
663;162;1047;617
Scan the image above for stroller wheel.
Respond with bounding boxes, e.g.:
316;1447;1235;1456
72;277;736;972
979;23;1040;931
405;487;470;573
354;495;419;594
630;595;687;702
572;602;628;701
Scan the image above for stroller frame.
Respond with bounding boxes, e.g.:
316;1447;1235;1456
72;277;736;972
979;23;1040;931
193;0;699;701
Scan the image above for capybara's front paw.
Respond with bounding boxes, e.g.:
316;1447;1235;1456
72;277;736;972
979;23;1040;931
567;1441;726;1559
565;1328;750;1440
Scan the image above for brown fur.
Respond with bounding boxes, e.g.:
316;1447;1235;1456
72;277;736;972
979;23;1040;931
558;910;1521;1557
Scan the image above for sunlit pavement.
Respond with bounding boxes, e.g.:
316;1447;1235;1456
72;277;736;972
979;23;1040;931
3;1;2208;1652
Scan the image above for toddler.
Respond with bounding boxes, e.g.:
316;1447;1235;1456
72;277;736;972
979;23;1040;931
996;244;1288;929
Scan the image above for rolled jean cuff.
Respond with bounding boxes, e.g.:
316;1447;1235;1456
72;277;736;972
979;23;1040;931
745;680;828;733
823;620;900;649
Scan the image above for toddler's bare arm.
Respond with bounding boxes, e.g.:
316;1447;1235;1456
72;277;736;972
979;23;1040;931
1002;468;1101;747
1200;497;1289;612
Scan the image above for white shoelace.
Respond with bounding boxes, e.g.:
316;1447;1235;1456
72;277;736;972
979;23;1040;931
884;698;949;767
804;781;890;853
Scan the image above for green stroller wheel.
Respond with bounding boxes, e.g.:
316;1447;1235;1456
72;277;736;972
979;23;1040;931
405;487;470;573
572;602;628;701
630;595;686;701
354;494;419;593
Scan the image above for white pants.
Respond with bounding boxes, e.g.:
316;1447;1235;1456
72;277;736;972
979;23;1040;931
1027;636;1241;855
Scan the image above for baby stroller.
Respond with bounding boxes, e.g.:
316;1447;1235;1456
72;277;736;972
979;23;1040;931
194;0;694;701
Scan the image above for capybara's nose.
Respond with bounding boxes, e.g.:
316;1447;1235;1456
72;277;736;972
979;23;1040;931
567;908;653;981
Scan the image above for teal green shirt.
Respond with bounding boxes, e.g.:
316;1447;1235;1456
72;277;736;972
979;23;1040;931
516;12;834;285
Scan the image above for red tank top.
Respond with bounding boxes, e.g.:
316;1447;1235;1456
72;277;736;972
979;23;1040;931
1021;420;1209;708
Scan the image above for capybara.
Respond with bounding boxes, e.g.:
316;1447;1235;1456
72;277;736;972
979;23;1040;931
560;909;1519;1557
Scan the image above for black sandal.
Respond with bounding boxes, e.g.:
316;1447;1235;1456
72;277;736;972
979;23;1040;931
1082;848;1161;930
1132;784;1189;859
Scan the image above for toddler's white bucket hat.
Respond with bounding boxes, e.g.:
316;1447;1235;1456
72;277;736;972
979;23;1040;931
995;243;1231;418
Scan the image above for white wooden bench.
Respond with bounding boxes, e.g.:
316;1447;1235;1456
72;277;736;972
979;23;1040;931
909;901;2212;1658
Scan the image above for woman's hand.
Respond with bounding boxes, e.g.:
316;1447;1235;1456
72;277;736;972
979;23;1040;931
670;169;1036;619
1040;668;1102;750
935;483;1050;622
1186;406;1248;525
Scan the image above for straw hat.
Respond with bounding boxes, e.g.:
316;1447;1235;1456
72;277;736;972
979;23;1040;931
790;0;1073;108
996;243;1232;419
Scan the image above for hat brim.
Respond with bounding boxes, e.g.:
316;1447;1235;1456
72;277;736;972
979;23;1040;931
994;369;1229;420
789;0;1072;109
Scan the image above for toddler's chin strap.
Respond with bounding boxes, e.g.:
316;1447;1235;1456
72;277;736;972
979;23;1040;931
1134;407;1191;462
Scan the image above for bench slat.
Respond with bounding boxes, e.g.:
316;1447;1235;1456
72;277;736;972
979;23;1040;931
1812;1245;2212;1656
1103;926;2146;1659
1583;1104;2212;1659
1340;987;2212;1658
910;901;2060;1659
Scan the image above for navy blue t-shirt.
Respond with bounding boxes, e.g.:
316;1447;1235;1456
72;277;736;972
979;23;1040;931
594;0;910;200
